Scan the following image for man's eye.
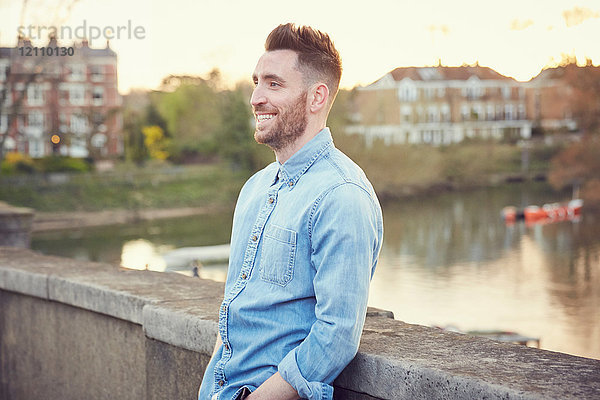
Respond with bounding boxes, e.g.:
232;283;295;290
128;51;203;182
270;82;280;87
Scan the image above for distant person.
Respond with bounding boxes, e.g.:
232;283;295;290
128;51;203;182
198;23;383;400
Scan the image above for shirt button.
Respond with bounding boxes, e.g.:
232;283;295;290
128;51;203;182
241;273;247;279
268;198;274;204
224;343;229;350
288;181;294;187
251;235;258;241
218;380;224;386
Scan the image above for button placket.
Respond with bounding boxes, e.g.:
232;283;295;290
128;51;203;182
213;185;279;392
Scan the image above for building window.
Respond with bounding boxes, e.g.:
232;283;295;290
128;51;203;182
427;105;438;122
28;138;44;158
59;89;69;105
0;115;7;133
502;86;511;99
438;87;445;98
441;104;450;122
3;86;12;106
90;65;103;81
487;104;495;120
424;87;436;99
59;113;68;133
27;84;44;106
92;86;104;105
398;81;417;102
472;104;483;121
70;85;85;105
461;104;469;121
71;114;88;134
401;105;412;123
68;64;86;81
423;130;432;143
505;104;515;120
3;136;15;151
0;62;8;81
518;104;526;120
28;111;44;128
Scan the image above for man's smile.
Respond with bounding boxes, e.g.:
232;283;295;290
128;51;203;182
255;112;277;127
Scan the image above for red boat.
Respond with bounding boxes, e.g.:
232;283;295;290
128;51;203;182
502;199;583;225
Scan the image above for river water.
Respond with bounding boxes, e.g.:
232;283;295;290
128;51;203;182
31;182;600;360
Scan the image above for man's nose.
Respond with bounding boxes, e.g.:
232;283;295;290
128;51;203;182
251;86;266;107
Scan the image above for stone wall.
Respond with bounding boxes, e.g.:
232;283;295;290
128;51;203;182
1;247;599;400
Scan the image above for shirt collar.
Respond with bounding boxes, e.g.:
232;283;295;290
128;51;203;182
276;128;333;188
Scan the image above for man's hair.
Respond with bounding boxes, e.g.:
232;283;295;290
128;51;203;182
265;23;342;102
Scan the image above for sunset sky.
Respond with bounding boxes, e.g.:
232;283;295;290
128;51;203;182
1;0;599;93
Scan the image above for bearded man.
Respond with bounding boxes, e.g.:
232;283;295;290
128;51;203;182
198;23;383;400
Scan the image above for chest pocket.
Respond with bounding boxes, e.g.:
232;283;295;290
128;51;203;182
259;224;297;286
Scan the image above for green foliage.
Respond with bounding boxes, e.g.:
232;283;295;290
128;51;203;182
549;135;600;205
0;152;37;174
34;156;92;173
154;80;222;159
142;125;170;160
123;108;148;165
216;86;273;171
0;163;248;212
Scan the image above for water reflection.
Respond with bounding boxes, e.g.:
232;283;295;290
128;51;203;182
30;183;600;359
120;239;167;271
369;183;599;359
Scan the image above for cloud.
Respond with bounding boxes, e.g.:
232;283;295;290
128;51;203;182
562;6;600;27
510;19;534;31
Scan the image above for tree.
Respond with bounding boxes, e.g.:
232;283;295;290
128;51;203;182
154;75;222;160
142;125;170;161
0;0;81;170
216;84;271;171
549;136;600;206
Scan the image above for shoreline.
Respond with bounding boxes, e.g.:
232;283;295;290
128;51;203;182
32;205;226;233
30;173;549;233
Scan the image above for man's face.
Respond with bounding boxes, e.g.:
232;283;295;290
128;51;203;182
251;50;308;151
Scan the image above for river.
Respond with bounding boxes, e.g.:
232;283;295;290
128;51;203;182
31;182;600;360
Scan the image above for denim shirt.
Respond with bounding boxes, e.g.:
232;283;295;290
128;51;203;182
198;128;383;400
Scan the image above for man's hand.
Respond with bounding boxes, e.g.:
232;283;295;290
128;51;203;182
246;372;299;400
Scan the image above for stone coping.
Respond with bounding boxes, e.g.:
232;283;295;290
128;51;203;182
1;247;599;399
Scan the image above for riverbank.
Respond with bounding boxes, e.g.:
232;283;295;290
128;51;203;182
32;205;227;232
0;142;563;231
27;171;550;232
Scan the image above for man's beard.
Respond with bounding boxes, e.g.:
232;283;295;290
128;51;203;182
254;91;308;151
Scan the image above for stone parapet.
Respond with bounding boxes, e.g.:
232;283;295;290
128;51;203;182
0;202;34;248
1;247;599;400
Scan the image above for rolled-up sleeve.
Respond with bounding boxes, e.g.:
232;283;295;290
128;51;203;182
278;182;382;400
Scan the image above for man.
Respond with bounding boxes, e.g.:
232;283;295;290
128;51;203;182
198;23;383;400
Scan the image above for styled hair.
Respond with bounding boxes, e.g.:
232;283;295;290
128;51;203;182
265;23;342;100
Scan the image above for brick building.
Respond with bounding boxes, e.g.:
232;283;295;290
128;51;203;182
0;37;122;158
347;65;533;146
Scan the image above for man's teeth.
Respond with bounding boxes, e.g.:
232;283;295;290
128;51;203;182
257;114;275;121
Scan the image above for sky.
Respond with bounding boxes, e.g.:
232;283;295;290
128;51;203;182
1;0;599;94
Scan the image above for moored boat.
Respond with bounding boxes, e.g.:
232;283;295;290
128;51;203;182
502;199;583;225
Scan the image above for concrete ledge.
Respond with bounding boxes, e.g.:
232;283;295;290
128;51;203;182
0;203;34;248
1;247;599;400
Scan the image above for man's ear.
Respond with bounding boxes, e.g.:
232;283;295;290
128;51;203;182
309;83;329;113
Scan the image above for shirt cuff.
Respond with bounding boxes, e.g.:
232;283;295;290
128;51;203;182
278;349;334;400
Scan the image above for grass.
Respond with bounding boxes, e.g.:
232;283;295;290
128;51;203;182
0;162;250;212
333;134;560;198
0;139;562;212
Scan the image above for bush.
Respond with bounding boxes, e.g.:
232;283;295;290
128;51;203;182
0;152;37;174
34;156;92;173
